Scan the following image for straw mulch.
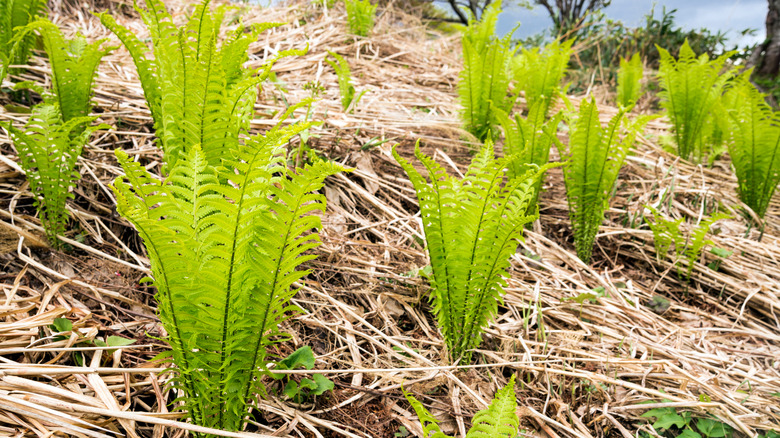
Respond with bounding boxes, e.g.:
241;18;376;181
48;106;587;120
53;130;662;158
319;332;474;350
0;1;778;437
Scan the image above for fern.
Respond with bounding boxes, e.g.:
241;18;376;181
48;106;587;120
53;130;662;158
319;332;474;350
112;118;343;433
556;98;652;264
645;206;730;282
657;39;736;163
493;100;562;212
394;142;554;362
344;0;377;37
13;19;114;124
98;0;302;170
458;0;515;142
616;53;643;109
513;38;573;117
724;73;780;219
0;0;46;84
403;375;518;438
326;51;366;112
2;105;103;248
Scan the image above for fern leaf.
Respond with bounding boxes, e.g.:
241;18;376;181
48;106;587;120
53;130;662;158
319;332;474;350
513;38;573;116
466;375;518;438
326;51;361;112
345;0;377;37
402;388;453;438
616;53;643;109
0;0;46;78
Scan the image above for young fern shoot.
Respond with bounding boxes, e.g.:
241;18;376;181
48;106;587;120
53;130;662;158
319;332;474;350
0;0;47;84
3;106;103;247
459;0;516;142
616;53;643;109
657;40;736;163
493;100;562;212
345;0;377;37
404;375;518;438
557;98;652;264
724;74;780;220
394;142;555;363
326;51;366;112
513;38;573;117
99;0;304;170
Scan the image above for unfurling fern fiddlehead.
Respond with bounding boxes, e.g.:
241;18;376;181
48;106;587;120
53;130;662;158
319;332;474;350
657;39;736;163
98;0;304;170
459;0;516;143
394;141;555;363
724;73;780;220
557;98;652;264
404;375;518;438
3;105;104;248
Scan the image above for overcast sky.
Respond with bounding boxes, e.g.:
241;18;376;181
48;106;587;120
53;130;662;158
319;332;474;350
484;0;766;47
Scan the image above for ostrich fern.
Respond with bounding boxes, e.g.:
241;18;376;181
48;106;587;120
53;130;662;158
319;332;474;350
657;40;736;163
458;0;515;142
513;38;573;117
394;142;554;362
344;0;376;37
326;51;366;112
0;0;46;84
724;74;780;220
404;375;518;438
98;0;303;170
616;53;643;109
557;98;652;264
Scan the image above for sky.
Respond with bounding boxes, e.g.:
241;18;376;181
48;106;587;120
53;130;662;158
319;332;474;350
455;0;766;48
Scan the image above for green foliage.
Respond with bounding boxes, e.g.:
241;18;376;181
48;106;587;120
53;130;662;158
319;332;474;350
723;74;780;219
272;346;334;404
656;40;736;163
513;38;573;117
393;141;554;362
641;406;735;438
326;51;366;112
616;53;643;108
344;0;377;37
493;100;562;211
2;105;103;248
0;0;46;84
645;206;730;283
14;19;114;124
403;375;518;438
112;116;343;432
98;0;303;171
459;0;515;142
556;98;652;264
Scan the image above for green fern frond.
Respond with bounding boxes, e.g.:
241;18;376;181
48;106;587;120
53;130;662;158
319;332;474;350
394;141;554;362
657;39;736;163
345;0;377;37
557;98;652;264
616;53;643;109
493;100;562;211
724;73;780;219
326;51;366;112
458;0;515;143
3;104;101;248
404;376;518;438
513;38;573;117
98;0;290;170
0;0;46;81
13;19;115;124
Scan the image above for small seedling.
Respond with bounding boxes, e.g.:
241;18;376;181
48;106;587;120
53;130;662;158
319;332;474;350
272;346;334;404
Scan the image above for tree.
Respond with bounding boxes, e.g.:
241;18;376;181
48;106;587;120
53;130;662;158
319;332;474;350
438;0;530;25
533;0;611;35
748;0;780;78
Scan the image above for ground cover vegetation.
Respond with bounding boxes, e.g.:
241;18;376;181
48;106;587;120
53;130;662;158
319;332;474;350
0;0;779;437
0;0;46;85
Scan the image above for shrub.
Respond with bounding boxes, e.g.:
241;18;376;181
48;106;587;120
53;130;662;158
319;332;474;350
493;100;562;212
393;141;554;362
404;375;518;438
98;0;304;170
724;74;780;220
326;50;366;112
557;98;652;264
657;40;736;163
2;106;103;247
0;0;46;84
112;118;343;432
616;53;643;108
513;38;573;117
345;0;377;37
459;0;515;142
